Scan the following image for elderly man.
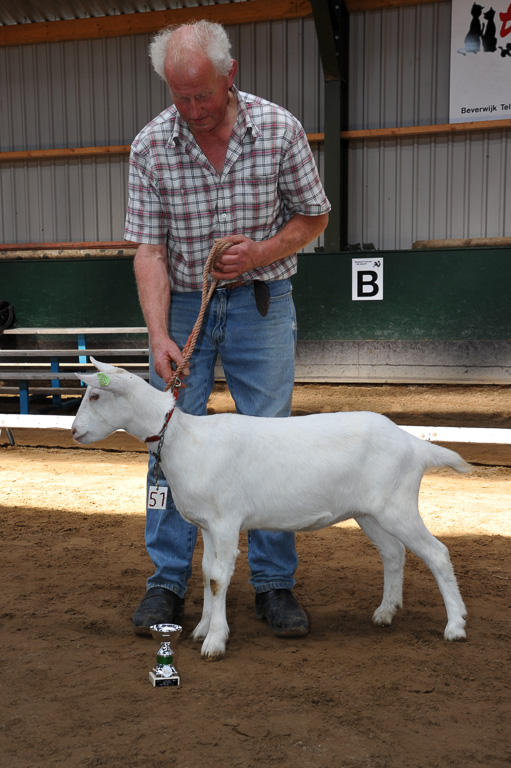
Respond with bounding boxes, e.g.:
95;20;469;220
125;20;330;639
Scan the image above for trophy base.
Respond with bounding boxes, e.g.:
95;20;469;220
149;670;181;687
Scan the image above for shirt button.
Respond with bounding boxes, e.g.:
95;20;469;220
222;214;227;219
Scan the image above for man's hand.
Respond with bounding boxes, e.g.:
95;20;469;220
210;212;329;282
151;337;190;386
210;235;263;281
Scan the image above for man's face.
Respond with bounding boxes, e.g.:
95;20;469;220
165;55;236;135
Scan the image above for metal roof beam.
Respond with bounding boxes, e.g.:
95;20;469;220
311;0;349;252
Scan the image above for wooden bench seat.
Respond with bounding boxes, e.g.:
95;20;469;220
0;369;150;380
0;385;81;396
2;326;148;336
0;348;149;359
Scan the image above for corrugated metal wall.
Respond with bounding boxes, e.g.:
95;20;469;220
350;3;451;130
348;2;511;249
1;5;509;248
0;18;325;244
348;130;511;249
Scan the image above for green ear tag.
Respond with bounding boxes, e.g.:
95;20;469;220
97;373;111;386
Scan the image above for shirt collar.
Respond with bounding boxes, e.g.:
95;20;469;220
232;86;260;140
166;85;259;148
168;107;188;147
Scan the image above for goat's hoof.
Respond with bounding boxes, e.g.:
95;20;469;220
201;643;226;661
201;649;225;662
372;606;398;627
444;625;467;642
200;635;227;661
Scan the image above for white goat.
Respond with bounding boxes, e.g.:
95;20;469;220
72;359;471;660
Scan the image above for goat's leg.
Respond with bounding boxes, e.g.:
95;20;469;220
197;526;240;661
377;509;467;640
192;530;216;643
356;516;405;627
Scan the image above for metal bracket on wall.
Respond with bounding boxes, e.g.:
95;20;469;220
310;0;349;253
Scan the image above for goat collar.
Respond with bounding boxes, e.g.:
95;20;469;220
144;405;175;444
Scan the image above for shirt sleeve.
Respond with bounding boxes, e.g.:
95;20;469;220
123;140;169;244
277;122;331;218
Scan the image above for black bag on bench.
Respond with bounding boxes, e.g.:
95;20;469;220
0;301;16;332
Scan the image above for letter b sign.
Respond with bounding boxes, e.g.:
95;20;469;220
352;258;383;301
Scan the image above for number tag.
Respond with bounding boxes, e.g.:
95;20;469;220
148;486;168;510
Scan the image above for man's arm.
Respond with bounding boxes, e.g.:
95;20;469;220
210;212;329;282
133;243;186;384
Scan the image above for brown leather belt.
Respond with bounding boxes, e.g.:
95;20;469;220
224;279;252;290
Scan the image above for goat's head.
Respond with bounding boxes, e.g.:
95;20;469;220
71;358;136;444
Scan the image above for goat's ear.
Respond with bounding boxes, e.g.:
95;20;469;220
75;371;113;388
75;371;127;392
90;357;119;374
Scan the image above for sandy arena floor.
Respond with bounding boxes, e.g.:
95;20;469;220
1;384;510;768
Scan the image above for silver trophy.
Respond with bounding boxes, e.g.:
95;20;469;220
149;623;182;687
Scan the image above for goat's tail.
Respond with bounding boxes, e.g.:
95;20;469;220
421;440;472;474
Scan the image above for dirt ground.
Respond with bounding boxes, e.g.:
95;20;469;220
1;384;510;768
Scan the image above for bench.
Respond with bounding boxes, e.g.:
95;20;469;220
0;327;149;423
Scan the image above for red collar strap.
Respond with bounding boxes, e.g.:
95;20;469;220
145;405;175;444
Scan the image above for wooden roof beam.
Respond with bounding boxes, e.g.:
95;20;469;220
0;0;312;47
2;120;511;163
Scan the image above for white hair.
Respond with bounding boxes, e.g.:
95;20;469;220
149;20;233;81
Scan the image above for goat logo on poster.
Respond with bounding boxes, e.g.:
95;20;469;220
450;0;511;122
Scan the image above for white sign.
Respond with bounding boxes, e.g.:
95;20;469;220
450;0;511;123
352;258;383;301
148;485;168;510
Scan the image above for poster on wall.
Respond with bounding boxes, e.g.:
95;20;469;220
450;0;511;122
352;258;383;301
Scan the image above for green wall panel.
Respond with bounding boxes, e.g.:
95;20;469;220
1;247;510;340
1;257;143;328
292;247;511;341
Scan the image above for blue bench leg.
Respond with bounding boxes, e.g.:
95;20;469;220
78;333;87;387
51;356;62;408
19;382;30;414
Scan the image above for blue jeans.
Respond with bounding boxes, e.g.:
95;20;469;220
145;278;299;598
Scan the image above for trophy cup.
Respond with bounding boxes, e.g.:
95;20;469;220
149;623;182;687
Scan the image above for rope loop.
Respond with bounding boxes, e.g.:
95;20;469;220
165;238;233;393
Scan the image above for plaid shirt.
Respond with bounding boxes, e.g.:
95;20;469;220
124;87;330;291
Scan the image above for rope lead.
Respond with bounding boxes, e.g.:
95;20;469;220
165;238;233;393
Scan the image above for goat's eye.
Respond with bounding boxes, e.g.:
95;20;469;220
90;392;100;401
